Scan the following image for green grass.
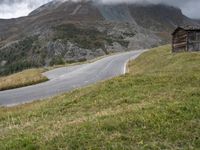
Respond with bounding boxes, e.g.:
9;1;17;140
0;69;48;91
0;45;200;149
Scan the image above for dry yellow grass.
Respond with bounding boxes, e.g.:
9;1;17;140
0;69;48;91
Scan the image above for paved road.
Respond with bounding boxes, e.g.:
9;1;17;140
0;50;145;106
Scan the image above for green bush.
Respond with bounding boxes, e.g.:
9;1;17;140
0;36;45;76
50;57;65;66
54;24;118;50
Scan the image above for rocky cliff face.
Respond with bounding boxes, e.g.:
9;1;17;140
0;0;198;75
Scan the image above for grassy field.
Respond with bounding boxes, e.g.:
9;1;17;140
0;69;48;91
0;45;200;149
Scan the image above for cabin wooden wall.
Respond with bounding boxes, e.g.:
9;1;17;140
188;31;200;51
172;29;187;52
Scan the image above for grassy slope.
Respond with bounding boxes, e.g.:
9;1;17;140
0;45;200;149
0;69;48;91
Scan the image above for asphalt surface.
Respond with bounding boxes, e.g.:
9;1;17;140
0;50;145;106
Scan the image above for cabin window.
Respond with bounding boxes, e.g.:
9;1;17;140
194;43;200;51
189;32;196;41
196;32;200;41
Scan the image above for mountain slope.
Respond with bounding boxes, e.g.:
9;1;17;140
129;4;198;31
0;0;199;76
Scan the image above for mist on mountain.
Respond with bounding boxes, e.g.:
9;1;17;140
0;0;52;18
0;0;200;19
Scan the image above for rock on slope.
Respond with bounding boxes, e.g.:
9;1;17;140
0;0;198;75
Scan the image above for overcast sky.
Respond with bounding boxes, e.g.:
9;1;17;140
0;0;199;19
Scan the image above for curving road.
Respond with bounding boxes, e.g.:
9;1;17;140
0;50;145;106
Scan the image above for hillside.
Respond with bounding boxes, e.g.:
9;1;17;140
0;45;200;149
0;0;199;76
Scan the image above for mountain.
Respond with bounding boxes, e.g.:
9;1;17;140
0;0;199;76
194;19;200;24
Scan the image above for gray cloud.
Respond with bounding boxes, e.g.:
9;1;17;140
0;0;199;19
0;0;52;8
0;0;52;18
181;1;200;19
101;0;200;19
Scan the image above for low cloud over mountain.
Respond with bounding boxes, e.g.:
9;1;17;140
108;0;200;19
0;0;52;18
0;0;199;19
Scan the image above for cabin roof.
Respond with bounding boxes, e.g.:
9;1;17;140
172;25;200;35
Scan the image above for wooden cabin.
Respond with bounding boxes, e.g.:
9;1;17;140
172;26;200;52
